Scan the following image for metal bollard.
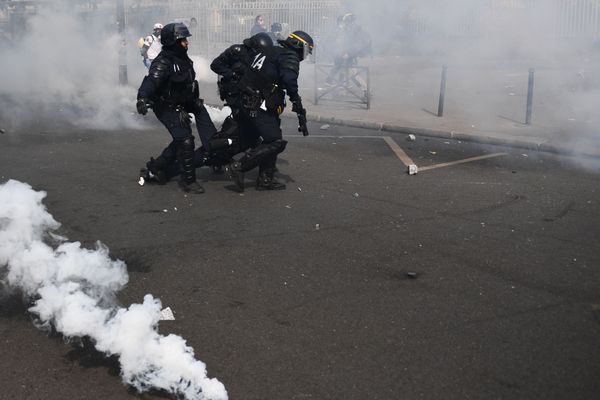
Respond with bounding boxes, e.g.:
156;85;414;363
117;0;128;85
525;68;535;125
438;64;448;117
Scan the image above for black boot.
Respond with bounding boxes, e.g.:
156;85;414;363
143;157;168;185
226;161;245;193
178;137;204;194
256;168;286;191
178;180;205;194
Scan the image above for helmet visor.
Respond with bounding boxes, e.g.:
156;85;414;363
289;32;313;60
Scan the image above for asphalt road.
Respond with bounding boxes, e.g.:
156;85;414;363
1;117;599;400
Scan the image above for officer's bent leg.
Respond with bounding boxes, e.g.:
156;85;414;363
191;100;218;150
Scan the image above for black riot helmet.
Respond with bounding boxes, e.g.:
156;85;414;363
252;32;274;48
280;30;314;61
160;22;192;47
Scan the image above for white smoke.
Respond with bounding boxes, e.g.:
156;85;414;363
0;180;228;400
0;4;226;132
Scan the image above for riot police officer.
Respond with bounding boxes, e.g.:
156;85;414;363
211;32;274;116
225;30;314;192
136;22;217;194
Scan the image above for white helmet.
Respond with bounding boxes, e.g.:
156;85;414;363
153;23;163;30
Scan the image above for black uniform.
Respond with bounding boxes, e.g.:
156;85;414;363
137;30;217;193
225;43;305;191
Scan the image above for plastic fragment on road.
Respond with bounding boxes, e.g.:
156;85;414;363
159;307;175;321
407;134;416;141
138;177;145;186
408;164;418;175
406;272;418;279
320;124;330;130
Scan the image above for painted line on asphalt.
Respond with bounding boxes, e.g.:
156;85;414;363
305;135;416;166
418;153;508;172
382;136;416;167
288;135;505;172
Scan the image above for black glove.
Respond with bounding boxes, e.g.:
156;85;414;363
136;98;152;115
177;108;192;127
292;99;309;137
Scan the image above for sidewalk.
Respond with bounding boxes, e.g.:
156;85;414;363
201;55;600;158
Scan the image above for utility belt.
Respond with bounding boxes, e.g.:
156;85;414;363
217;77;240;101
237;68;285;115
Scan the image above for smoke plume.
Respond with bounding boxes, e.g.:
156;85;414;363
0;179;228;400
0;3;227;131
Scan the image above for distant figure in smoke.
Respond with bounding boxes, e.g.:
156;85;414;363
268;22;285;44
136;22;217;194
140;23;163;69
250;14;267;36
325;13;372;85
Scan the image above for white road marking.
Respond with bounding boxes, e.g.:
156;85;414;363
382;136;416;167
418;153;507;172
289;135;507;172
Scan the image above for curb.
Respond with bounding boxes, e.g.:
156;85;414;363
281;112;600;159
205;102;599;159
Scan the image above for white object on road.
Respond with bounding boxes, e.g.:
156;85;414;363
407;134;416;141
160;307;175;321
320;124;330;130
408;164;418;175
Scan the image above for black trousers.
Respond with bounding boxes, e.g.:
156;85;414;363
235;108;285;172
152;100;218;169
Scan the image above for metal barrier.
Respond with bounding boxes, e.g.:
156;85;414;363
313;64;371;109
400;0;600;39
124;0;343;57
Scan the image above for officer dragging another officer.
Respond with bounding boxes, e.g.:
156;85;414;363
136;22;218;194
218;30;314;192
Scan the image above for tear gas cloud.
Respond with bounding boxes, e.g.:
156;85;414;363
0;2;223;131
0;180;228;400
340;0;600;155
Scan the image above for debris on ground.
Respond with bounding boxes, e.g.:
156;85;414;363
353;192;360;198
407;134;416;141
138;177;145;186
429;151;437;155
315;223;320;230
320;124;330;130
406;272;418;279
159;307;175;321
0;128;5;134
408;164;418;175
